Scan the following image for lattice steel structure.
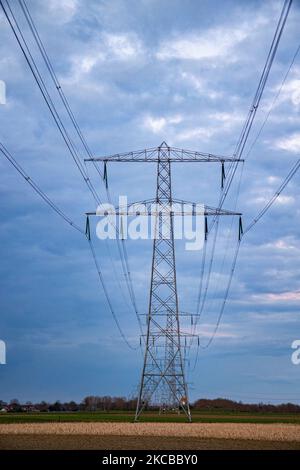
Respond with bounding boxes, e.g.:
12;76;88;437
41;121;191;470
138;151;190;419
86;142;242;422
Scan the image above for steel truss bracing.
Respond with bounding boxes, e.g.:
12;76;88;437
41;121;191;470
86;142;242;422
85;144;243;163
87;199;241;217
136;153;191;420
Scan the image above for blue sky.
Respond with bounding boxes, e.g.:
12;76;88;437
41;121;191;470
0;0;300;404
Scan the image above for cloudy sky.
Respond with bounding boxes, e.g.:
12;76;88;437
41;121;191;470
0;0;300;404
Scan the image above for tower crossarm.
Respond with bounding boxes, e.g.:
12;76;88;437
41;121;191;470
84;142;243;163
86;198;241;217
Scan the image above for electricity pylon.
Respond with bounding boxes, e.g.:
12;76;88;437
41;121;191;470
85;142;242;422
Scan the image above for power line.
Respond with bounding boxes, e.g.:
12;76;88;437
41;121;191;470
120;233;144;334
0;0;101;204
191;238;241;369
18;0;103;177
190;163;244;356
195;236;207;320
2;0;140;326
192;154;299;355
198;239;241;349
210;0;293;230
83;161;141;323
192;162;244;352
193;155;299;351
235;0;292;158
0;141;135;350
195;156;300;351
87;237;137;350
192;0;293;354
245;43;300;160
0;142;84;235
192;215;220;331
18;0;140;322
243;158;300;235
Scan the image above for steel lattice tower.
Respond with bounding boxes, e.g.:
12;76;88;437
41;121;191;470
135;146;191;421
85;142;242;422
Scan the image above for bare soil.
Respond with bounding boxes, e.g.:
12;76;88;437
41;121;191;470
1;422;300;450
1;434;300;450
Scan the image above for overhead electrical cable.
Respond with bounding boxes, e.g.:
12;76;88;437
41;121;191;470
18;0;140;324
195;236;208;320
192;156;299;354
0;142;84;234
0;0;100;204
191;164;242;349
18;0;103;177
196;217;220;315
87;237;137;350
2;0;140;326
210;0;293;231
83;160;139;319
243;158;300;235
191;238;241;369
198;239;241;349
192;162;244;350
192;0;293;355
0;141;136;350
245;43;300;160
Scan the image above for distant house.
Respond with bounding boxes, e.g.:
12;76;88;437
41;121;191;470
22;405;38;412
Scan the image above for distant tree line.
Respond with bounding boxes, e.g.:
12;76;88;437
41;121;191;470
193;398;300;414
0;396;138;413
1;397;300;413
